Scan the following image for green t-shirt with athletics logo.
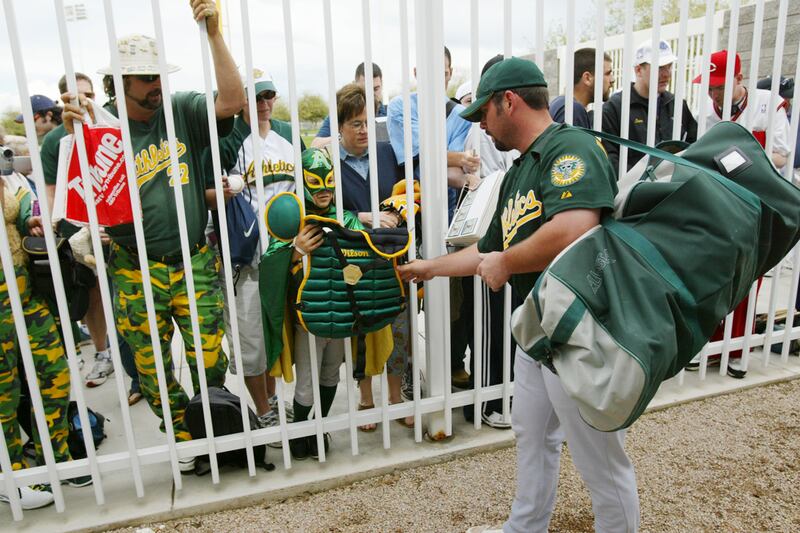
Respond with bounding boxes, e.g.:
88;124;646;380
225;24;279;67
102;92;233;256
477;122;618;299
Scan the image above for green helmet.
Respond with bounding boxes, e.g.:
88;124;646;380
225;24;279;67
301;147;336;209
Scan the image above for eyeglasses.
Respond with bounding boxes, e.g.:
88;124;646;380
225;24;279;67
256;91;277;102
132;74;160;83
345;120;367;131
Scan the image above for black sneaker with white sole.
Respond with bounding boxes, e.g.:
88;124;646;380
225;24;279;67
309;433;331;460
62;475;93;488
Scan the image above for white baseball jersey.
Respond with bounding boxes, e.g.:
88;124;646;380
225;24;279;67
704;88;790;156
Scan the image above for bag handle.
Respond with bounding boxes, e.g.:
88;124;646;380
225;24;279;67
579;127;760;209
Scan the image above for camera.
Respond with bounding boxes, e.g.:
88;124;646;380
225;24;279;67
0;145;14;176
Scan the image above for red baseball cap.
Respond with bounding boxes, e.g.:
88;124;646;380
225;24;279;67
693;50;741;86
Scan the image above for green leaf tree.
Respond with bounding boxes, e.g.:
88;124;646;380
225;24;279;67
297;93;329;125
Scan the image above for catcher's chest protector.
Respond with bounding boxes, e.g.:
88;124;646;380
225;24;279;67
295;217;410;338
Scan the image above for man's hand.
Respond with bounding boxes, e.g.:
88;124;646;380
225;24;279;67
27;216;43;237
396;259;437;283
220;176;236;200
477;251;510;291
459;151;480;174
464;173;481;191
60;92;95;135
359;211;401;228
191;0;220;36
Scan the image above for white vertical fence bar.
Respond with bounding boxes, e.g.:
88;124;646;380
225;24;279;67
564;0;575;125
761;261;784;366
503;0;511;57
399;0;423;443
592;0;606;132
238;0;290;465
785;41;800;182
470;0;479;96
101;0;183;489
718;309;735;376
618;0;634;176
743;0;765;131
415;0;450;440
5;0;107;503
501;284;512;423
321;0;360;457
0;417;22;519
0;181;63;510
360;0;391;450
720;0;740;122
57;0;143;501
470;0;482;431
671;0;690;139
764;0;788;161
645;0;662;147
149;0;220;481
281;0;327;463
202;2;255;475
535;0;544;66
780;245;800;361
239;0;291;469
738;283;758;373
695;0;716;137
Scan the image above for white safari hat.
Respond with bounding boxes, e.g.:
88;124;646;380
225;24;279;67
97;34;180;75
634;39;677;67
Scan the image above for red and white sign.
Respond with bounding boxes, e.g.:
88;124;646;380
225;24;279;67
57;123;134;227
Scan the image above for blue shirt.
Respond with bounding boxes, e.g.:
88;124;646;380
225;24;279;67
549;95;592;128
340;145;370;180
386;93;471;165
316;103;387;138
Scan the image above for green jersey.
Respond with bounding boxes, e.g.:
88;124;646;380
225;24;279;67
477;123;618;298
45;93;232;257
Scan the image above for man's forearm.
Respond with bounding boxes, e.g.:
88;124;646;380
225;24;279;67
431;243;482;278
209;33;245;118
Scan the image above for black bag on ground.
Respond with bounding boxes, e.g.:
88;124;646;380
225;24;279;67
184;387;274;474
67;401;106;459
22;236;95;320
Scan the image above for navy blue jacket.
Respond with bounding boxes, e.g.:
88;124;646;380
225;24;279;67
340;141;403;214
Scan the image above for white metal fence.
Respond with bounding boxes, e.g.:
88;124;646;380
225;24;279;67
0;0;799;526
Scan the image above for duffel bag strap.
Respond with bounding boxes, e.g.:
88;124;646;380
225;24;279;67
529;297;587;373
581;128;760;209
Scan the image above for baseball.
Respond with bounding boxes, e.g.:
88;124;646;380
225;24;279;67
228;174;245;194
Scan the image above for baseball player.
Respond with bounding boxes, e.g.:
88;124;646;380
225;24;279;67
398;57;640;533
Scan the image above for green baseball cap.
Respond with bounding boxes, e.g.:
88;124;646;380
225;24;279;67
246;67;277;94
460;57;547;122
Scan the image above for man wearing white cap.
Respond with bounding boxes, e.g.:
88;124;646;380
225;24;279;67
205;69;302;430
61;0;245;471
454;81;473;106
602;39;697;172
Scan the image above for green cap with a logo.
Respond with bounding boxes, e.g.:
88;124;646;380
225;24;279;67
460;57;548;122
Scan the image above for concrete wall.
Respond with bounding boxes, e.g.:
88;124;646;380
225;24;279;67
718;0;800;83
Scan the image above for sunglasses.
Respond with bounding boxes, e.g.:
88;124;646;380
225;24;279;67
255;91;277;102
132;74;160;83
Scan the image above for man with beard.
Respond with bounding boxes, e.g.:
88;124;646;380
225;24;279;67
398;57;640;533
549;48;613;128
61;0;245;472
601;39;697;173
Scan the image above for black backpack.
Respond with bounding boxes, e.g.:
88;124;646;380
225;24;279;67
67;401;106;459
184;387;274;474
22;236;95;320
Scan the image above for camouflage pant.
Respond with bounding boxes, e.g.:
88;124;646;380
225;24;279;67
0;268;71;470
109;244;227;441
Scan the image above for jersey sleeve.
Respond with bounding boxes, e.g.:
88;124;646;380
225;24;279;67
316;116;331;138
40;127;64;185
539;131;617;221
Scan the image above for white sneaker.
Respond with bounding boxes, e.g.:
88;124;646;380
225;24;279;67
178;457;195;474
85;352;113;387
268;395;293;421
0;484;55;510
481;411;512;430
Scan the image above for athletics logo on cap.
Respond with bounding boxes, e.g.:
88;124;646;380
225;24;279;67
551;155;585;187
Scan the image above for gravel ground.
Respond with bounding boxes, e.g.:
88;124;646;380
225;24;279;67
109;379;800;533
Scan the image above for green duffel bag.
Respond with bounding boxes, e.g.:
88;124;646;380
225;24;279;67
511;122;800;432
